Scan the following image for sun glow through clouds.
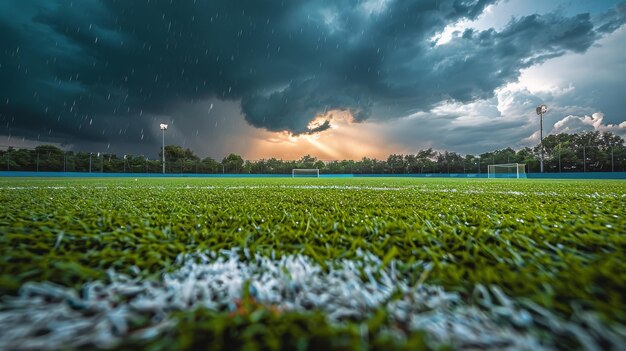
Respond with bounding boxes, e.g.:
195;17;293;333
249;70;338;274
245;110;393;160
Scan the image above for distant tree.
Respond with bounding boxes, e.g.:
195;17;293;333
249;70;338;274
313;160;325;171
201;157;221;173
492;147;516;164
1;147;20;171
340;159;356;173
71;152;89;172
540;134;572;172
263;158;279;173
183;148;200;161
34;145;64;171
160;145;199;162
555;141;578;171
464;154;479;173
443;151;464;173
515;147;538;172
538;131;626;172
222;153;244;173
241;160;253;174
264;158;289;174
404;154;418;173
354;157;373;174
581;132;607;171
34;145;62;154
249;159;267;174
372;159;387;173
416;148;436;173
285;160;298;173
325;160;341;174
157;145;201;173
122;155;147;173
297;155;318;169
387;154;405;174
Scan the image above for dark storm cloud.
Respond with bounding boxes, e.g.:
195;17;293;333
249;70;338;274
0;0;624;147
595;2;626;33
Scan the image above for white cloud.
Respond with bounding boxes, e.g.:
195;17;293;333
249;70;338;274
522;130;541;144
495;85;542;116
320;8;342;33
552;112;626;136
514;24;626;120
361;0;391;15
430;0;595;47
431;19;473;46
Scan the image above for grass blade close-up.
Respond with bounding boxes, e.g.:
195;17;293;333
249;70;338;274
0;177;625;350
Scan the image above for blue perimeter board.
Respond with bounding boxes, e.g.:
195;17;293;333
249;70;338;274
1;171;625;179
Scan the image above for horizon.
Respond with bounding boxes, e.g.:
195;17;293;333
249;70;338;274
1;129;621;164
1;0;625;159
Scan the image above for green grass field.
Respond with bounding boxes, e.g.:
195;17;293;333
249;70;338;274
0;177;625;350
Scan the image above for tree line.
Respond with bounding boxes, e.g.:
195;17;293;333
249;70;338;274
1;131;625;174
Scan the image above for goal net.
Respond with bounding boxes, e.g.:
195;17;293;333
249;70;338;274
487;163;527;179
292;169;320;178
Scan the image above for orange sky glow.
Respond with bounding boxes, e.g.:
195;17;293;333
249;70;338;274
243;110;399;160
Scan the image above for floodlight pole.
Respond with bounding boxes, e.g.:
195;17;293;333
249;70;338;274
539;112;543;173
536;104;547;173
162;129;165;174
162;131;165;174
160;123;168;174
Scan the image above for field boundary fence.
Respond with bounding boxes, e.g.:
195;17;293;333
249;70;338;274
1;171;625;180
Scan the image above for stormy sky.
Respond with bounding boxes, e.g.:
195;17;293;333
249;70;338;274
1;0;625;159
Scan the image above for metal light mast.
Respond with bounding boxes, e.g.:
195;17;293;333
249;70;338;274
160;123;168;174
536;104;548;173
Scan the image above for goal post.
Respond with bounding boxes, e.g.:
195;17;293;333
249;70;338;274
487;163;527;179
292;168;320;178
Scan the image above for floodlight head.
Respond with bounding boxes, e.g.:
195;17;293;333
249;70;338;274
160;123;168;130
536;104;547;115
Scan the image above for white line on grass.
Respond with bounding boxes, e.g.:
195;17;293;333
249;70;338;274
0;250;622;350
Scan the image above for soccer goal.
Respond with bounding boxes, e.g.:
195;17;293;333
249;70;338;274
292;169;320;178
487;163;527;179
